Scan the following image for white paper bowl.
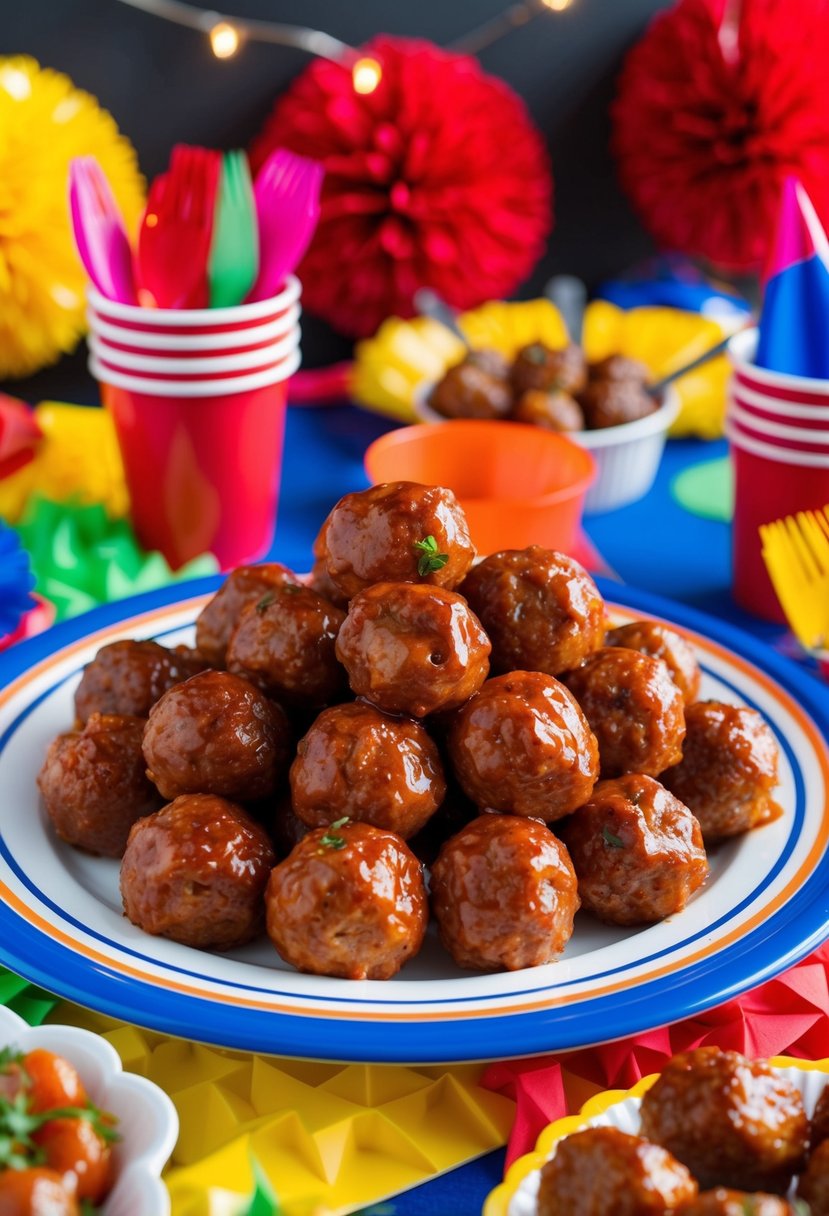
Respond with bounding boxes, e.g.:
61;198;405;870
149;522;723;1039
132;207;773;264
487;1057;829;1216
413;385;680;515
0;1005;177;1216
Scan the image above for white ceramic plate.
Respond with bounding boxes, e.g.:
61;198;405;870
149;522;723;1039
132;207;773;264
0;577;827;1063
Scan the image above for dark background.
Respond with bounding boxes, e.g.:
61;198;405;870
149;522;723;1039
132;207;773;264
3;0;671;403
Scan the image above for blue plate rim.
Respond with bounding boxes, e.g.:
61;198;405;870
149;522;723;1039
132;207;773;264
0;576;827;1064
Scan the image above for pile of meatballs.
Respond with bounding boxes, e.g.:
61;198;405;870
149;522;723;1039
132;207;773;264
37;481;781;982
534;1044;828;1216
428;342;660;433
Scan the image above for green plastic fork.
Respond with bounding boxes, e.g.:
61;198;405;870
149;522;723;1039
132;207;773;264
208;151;259;308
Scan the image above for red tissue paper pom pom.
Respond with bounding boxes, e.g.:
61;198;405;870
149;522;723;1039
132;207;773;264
251;36;553;338
612;0;829;272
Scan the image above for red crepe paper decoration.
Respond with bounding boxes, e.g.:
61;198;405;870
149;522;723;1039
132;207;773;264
484;942;829;1168
612;0;829;272
251;36;552;338
0;395;41;480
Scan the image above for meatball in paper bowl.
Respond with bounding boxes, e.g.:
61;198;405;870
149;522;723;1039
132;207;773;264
412;374;679;516
485;1049;827;1216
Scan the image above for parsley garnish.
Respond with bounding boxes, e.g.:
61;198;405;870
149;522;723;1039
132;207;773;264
320;816;350;850
413;536;449;577
602;825;625;849
256;592;275;614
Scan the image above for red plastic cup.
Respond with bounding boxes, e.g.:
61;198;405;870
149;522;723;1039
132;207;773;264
91;349;300;571
726;421;829;622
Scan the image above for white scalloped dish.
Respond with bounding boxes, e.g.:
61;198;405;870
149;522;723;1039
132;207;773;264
0;1005;177;1216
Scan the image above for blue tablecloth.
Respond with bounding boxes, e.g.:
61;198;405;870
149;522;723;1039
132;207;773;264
270;404;828;1215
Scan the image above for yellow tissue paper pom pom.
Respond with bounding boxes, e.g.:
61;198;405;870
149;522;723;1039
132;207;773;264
0;57;145;378
0;402;128;522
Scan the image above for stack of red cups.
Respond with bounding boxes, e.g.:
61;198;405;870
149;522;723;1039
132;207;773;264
727;328;829;622
86;275;301;572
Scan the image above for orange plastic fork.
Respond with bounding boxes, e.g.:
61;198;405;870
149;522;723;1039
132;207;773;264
136;145;221;309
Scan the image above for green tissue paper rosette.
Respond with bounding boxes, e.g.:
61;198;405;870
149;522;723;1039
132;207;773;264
16;496;219;621
0;966;58;1026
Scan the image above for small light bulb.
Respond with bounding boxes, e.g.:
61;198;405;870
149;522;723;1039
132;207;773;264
210;21;241;59
540;0;574;9
352;56;382;95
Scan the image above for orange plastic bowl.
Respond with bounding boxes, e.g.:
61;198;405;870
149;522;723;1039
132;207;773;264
364;420;596;555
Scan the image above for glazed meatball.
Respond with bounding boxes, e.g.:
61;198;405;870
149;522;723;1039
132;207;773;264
679;1191;799;1216
459;547;605;676
142;670;291;802
447;671;599;820
661;702;781;844
606;619;701;704
590;354;651;384
226;584;346;708
313;481;475;600
428;354;512;420
74;639;206;725
811;1084;829;1152
430;815;579;971
195;563;301;667
510;342;588;396
579;379;658;430
335;582;490;718
511;388;585;431
537;1127;698;1216
639;1047;808;1193
563;647;686;779
121;794;275;950
799;1138;829;1215
290;702;446;838
38;713;161;858
265;821;428;980
558;774;708;926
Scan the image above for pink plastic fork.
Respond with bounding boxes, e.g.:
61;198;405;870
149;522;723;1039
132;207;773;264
136;145;221;309
247;148;323;303
69;157;138;305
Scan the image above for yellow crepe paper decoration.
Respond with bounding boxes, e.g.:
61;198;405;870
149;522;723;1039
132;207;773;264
0;401;128;522
352;299;729;438
50;1003;515;1216
0;57;145;378
483;1056;829;1216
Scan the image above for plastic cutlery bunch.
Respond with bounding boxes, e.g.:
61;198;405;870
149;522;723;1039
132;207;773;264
69;145;323;309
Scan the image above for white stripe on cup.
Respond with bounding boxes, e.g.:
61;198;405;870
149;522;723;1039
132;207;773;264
89;348;301;397
728;399;829;445
87;303;301;352
87;274;300;326
725;419;829;467
89;328;299;374
728;382;829;422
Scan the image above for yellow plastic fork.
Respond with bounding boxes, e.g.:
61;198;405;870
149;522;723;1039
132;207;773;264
760;505;829;650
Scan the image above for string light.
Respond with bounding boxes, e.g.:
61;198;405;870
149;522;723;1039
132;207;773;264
111;0;381;91
352;57;383;95
209;20;241;59
111;0;576;81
